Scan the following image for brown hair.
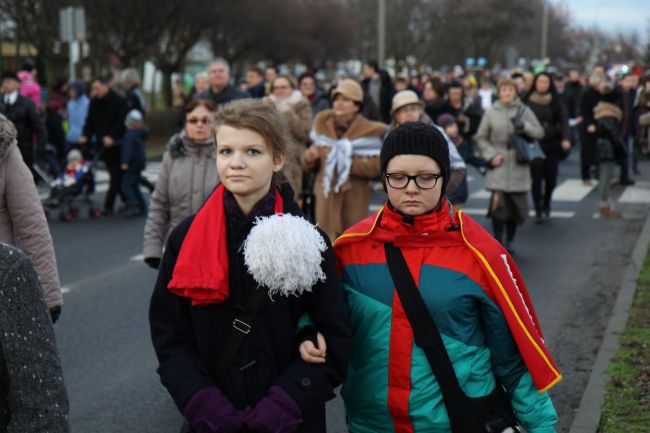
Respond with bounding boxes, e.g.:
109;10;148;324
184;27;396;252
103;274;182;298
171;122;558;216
214;99;292;183
185;98;216;114
269;74;297;93
497;78;517;92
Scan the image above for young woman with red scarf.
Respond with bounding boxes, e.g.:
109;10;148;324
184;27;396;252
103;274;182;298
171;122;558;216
149;99;352;433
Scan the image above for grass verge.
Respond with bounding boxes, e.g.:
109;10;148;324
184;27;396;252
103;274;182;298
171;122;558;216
598;246;650;432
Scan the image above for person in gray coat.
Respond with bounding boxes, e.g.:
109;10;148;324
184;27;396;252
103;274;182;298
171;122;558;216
0;242;69;433
0;113;62;321
475;79;544;253
143;99;220;269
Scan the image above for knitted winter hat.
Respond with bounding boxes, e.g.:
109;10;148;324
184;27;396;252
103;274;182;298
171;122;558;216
380;121;450;191
125;109;144;128
436;113;456;129
70;80;85;97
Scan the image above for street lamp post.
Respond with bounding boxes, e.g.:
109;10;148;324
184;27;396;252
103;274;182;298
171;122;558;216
541;0;549;59
378;0;385;68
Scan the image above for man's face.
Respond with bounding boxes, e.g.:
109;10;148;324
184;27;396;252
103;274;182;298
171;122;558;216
1;78;20;94
90;81;109;99
622;75;638;91
246;70;263;88
362;64;376;79
448;87;463;103
209;62;230;91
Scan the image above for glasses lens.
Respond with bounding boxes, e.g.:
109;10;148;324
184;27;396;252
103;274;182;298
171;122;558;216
415;174;439;189
188;117;209;125
387;173;408;188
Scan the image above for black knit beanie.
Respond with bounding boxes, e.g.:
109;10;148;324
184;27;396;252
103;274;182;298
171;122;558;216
380;122;450;192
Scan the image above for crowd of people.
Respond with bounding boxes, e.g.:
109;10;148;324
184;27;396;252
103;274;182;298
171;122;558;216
0;54;649;433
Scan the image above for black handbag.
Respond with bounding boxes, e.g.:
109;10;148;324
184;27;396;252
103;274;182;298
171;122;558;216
512;107;545;165
384;243;520;433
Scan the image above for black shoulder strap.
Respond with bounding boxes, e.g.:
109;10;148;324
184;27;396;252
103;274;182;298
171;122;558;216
384;243;484;433
215;286;267;386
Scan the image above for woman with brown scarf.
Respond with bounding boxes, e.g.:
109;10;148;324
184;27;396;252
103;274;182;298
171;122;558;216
302;79;387;241
524;72;571;223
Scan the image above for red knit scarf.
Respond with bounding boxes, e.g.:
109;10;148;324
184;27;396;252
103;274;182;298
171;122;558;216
167;184;284;305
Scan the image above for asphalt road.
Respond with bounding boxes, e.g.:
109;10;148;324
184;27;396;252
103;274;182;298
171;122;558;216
50;151;650;433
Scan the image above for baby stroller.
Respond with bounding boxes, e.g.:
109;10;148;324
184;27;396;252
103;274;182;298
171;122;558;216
37;148;103;221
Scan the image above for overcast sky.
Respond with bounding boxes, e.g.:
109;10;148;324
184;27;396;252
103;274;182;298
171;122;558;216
559;0;649;42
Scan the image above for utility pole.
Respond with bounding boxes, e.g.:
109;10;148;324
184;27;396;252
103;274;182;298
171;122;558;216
541;0;549;59
378;0;386;68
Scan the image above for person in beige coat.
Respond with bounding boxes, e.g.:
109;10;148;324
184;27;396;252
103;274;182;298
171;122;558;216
265;75;312;197
143;100;220;269
303;79;387;241
475;79;544;253
0;114;62;321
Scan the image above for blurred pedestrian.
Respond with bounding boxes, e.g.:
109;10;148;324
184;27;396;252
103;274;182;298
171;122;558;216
0;70;47;179
195;58;247;108
361;60;395;123
65;80;89;153
149;99;352;433
192;72;209;97
561;70;584;162
475;79;544;253
579;73;604;185
0;242;69;433
80;75;128;215
119;109;148;217
303;79;386;241
265;65;279;94
45;79;69;166
637;74;650;157
246;66;266;99
422;78;445;123
618;72;638;182
143;99;219;270
0;114;63;321
265;75;312;197
594;81;626;218
389;90;466;202
301;122;560;433
120;67;147;115
478;77;496;111
523;72;571;222
17;64;42;110
437;113;489;206
298;72;330;116
439;80;482;141
172;77;186;108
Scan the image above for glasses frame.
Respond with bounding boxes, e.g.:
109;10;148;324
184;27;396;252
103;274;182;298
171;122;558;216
187;117;212;125
385;172;443;190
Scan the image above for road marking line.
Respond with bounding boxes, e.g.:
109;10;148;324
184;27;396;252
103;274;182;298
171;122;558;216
552;179;597;201
61;286;71;294
130;253;144;262
469;189;491;199
618;180;650;204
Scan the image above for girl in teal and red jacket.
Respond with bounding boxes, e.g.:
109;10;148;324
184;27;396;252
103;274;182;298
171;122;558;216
301;122;560;433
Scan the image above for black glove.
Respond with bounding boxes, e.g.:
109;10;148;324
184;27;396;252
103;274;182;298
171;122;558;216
144;257;161;269
512;116;525;133
49;306;61;323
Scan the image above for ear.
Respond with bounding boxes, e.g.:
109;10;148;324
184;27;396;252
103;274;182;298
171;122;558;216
273;152;286;172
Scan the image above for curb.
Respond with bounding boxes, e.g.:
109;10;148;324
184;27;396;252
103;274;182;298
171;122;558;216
569;212;650;433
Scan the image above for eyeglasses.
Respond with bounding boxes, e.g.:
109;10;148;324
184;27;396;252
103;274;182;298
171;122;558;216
385;172;443;189
187;117;211;125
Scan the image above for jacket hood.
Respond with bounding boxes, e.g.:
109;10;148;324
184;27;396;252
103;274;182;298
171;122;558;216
0;114;18;161
167;130;215;159
594;102;622;121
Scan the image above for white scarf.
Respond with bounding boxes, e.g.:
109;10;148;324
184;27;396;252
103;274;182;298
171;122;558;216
309;129;382;197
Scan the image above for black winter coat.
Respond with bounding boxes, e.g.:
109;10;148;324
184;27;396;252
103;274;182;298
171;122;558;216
0;94;46;149
82;89;128;144
596;116;625;162
525;94;570;156
195;84;247;108
361;71;395;123
149;186;352;433
578;87;602;164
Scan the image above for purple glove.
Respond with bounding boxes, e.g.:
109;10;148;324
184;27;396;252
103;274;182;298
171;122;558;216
182;387;245;433
245;386;303;433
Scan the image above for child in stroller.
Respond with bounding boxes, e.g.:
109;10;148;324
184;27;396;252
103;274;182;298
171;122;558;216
44;149;102;221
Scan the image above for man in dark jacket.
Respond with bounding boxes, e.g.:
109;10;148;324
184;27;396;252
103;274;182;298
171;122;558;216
361;60;395;123
578;75;603;184
246;66;266;99
439;80;482;141
195;58;247;107
80;75;128;214
618;72;638;183
0;70;47;179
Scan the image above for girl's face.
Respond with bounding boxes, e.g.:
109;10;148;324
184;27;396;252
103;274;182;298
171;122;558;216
216;125;284;210
535;75;551;94
272;77;293;100
385;154;443;216
332;94;359;121
423;82;439;102
394;104;423;125
499;85;517;104
299;77;316;98
185;105;214;143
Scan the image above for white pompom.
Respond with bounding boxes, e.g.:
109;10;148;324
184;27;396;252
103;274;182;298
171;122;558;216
243;214;327;298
